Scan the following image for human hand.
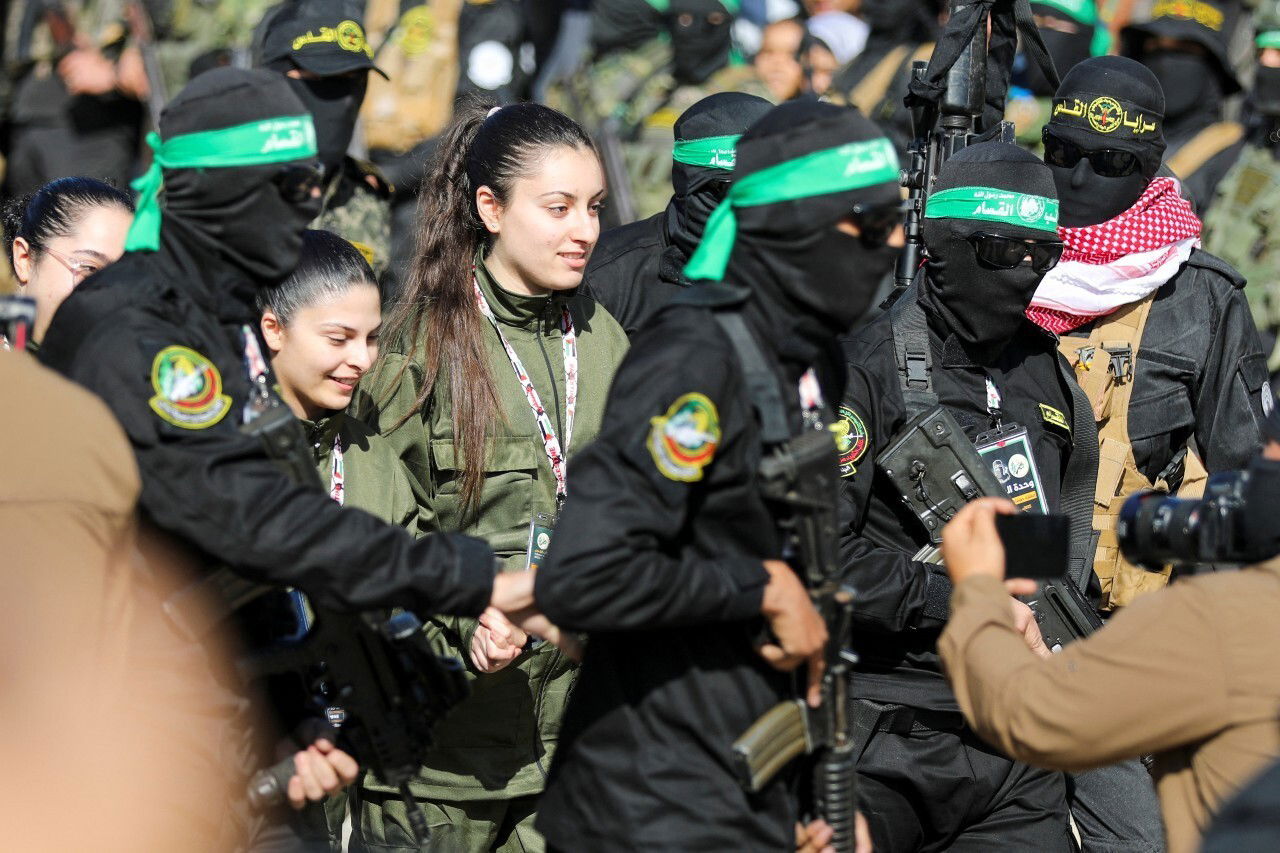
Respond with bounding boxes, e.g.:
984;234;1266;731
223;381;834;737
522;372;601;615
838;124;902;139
509;608;585;662
470;607;525;673
286;738;359;810
794;814;873;853
490;570;535;613
757;559;828;708
1009;597;1052;659
57;48;118;95
940;498;1018;587
113;46;149;99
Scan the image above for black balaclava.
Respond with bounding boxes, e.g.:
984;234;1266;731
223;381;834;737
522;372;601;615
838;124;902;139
919;142;1059;362
668;0;733;84
1254;66;1280;118
719;101;902;347
592;0;665;54
1143;49;1222;123
1019;4;1096;97
860;0;940;45
666;92;773;272
158;68;323;283
1243;410;1280;560
258;0;384;174
1045;55;1166;227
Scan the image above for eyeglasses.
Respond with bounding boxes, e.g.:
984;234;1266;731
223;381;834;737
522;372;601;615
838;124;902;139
966;231;1065;274
851;202;902;248
273;164;326;203
1042;129;1149;178
40;245;103;284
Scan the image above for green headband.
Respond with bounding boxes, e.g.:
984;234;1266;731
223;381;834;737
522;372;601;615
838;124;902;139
684;137;899;281
1035;0;1096;25
673;133;741;169
924;186;1060;234
125;115;319;252
1258;31;1280;48
644;0;741;14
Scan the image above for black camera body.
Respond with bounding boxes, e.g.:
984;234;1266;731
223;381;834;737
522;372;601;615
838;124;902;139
1117;471;1254;571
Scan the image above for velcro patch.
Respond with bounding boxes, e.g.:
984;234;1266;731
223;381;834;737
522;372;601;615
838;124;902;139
148;345;232;430
648;392;721;482
833;405;869;477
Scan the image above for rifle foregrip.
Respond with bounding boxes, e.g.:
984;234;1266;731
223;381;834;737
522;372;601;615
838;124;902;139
731;700;810;793
246;755;296;811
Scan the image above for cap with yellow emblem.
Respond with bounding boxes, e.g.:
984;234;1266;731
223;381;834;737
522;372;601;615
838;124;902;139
260;0;388;79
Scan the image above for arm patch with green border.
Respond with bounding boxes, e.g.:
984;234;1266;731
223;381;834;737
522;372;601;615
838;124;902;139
833;404;869;477
148;345;232;430
647;392;721;482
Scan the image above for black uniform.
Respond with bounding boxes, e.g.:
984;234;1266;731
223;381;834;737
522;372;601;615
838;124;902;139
536;100;901;852
1074;250;1268;483
582;91;772;336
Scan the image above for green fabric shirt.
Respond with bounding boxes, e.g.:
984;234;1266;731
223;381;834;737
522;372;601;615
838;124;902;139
301;409;420;532
354;253;629;801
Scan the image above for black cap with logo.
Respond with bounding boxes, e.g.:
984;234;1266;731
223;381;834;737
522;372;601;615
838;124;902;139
260;0;388;79
1121;0;1242;93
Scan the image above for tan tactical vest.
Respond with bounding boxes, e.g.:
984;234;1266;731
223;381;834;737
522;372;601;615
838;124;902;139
1167;122;1245;184
360;0;462;155
1060;293;1209;610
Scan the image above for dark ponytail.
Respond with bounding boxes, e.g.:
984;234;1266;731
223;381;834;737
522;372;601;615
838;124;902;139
257;229;378;324
3;177;133;273
384;98;597;518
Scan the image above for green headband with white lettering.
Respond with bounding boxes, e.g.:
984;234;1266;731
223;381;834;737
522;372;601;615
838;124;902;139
684;136;900;281
1258;31;1280;48
672;134;741;169
125;115;319;252
923;186;1060;234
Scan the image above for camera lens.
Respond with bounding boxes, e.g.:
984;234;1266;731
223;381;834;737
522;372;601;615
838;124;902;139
1117;490;1203;570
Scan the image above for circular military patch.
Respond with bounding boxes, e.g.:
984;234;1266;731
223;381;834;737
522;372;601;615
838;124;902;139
1016;194;1046;224
397;6;435;56
648;393;721;482
834;405;869;478
1087;96;1124;134
336;20;370;55
148;345;231;430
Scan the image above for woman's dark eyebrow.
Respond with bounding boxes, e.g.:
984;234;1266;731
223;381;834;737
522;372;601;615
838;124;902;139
539;191;576;201
72;249;110;263
319;322;358;333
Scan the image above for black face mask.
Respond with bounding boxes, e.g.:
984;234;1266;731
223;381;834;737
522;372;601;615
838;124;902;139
920;221;1046;360
1255;66;1280;118
1049;155;1150;227
786;225;895;333
1141;50;1211;122
668;0;732;85
1020;24;1093;97
286;73;368;172
1242;455;1280;562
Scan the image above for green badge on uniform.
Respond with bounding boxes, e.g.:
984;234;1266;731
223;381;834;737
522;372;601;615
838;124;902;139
833;405;868;478
1039;403;1071;434
648;392;721;482
148;345;232;430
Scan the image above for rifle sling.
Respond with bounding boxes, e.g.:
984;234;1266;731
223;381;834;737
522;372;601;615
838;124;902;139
713;310;792;445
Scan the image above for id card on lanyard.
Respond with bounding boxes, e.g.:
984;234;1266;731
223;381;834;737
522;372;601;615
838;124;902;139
974;375;1049;514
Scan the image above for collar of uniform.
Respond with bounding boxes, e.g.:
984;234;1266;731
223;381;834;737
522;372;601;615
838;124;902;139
474;248;573;332
299;410;343;449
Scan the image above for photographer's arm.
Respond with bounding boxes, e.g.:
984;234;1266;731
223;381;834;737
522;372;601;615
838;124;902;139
938;501;1231;772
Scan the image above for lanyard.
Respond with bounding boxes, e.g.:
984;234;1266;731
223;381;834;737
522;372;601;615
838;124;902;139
472;276;578;507
241;324;345;503
798;367;825;428
984;374;1004;426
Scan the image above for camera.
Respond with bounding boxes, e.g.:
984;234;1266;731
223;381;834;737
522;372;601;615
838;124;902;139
1116;471;1255;570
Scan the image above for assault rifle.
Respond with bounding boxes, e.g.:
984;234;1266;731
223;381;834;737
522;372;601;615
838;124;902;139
731;428;862;852
597;113;637;229
892;0;1062;301
162;403;469;844
123;1;168;128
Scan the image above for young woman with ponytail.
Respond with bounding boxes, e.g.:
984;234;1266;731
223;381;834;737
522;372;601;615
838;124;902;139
352;100;628;851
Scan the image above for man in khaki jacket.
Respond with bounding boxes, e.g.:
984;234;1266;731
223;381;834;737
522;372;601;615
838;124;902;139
937;449;1280;853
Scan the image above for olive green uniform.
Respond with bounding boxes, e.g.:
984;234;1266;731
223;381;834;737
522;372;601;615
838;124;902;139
352;256;629;851
546;36;772;220
150;0;277;93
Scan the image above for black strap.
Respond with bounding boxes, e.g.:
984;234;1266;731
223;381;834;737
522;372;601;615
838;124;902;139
888;281;939;419
1057;351;1100;591
713;311;792;445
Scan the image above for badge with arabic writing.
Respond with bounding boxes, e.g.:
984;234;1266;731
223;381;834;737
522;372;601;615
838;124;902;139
148;345;232;430
833;405;868;478
648;392;721;482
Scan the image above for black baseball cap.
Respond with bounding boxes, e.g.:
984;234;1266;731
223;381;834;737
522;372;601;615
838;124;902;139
259;0;388;79
1121;0;1242;93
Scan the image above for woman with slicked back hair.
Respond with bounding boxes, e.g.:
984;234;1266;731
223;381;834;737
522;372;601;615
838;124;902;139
351;99;629;851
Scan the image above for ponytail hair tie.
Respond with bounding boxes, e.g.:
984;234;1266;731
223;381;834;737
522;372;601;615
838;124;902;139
487;106;502;118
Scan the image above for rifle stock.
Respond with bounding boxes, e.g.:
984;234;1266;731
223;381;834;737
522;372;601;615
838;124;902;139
597;115;636;229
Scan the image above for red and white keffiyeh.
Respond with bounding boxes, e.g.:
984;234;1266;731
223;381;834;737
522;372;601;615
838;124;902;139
1026;177;1202;334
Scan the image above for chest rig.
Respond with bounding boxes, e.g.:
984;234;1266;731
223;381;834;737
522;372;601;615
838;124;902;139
1059;292;1209;609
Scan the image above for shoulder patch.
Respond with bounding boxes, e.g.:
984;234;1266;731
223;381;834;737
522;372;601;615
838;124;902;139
648;392;721;482
1039;403;1071;434
148;345;232;430
833;404;869;477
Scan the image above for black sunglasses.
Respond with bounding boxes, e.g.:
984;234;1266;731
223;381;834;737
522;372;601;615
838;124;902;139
273;164;325;203
966;231;1065;274
1041;129;1149;178
850;201;901;248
